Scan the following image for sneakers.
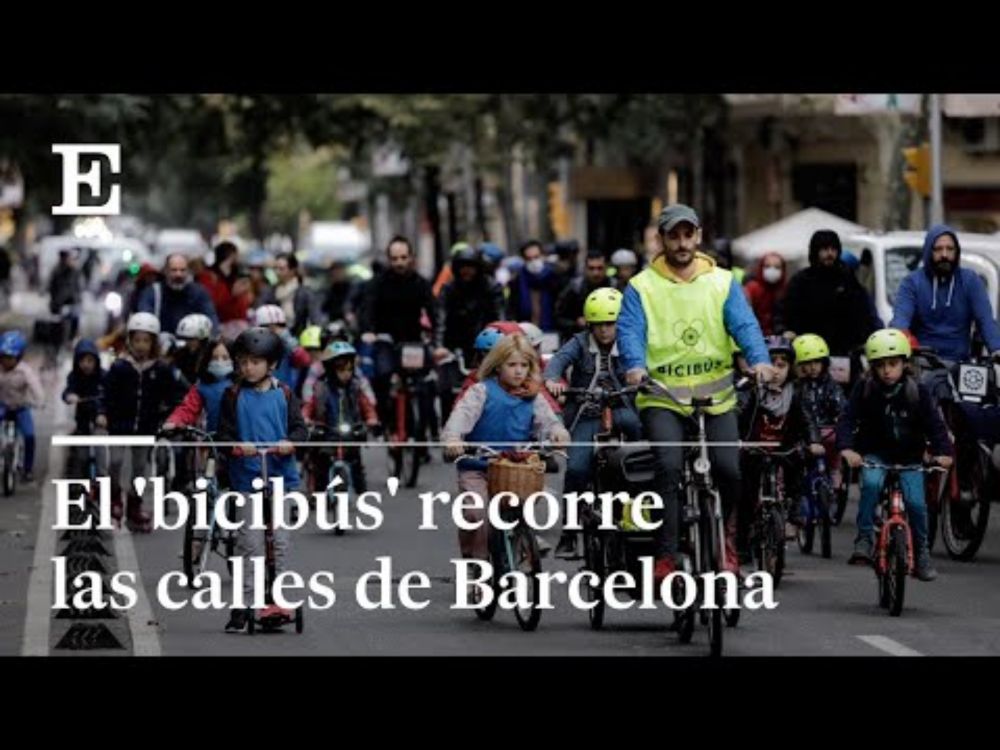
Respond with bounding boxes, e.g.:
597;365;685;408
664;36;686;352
225;609;249;632
555;532;578;559
913;546;938;582
653;556;677;585
848;535;874;566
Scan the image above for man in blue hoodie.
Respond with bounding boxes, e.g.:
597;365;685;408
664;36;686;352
889;224;1000;364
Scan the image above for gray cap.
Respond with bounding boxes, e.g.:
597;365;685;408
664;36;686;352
657;203;701;233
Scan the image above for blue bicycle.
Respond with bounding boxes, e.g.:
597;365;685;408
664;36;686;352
797;454;833;559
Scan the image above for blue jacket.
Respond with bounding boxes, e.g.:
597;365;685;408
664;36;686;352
136;281;220;336
617;266;771;372
463;377;536;471
889;224;1000;360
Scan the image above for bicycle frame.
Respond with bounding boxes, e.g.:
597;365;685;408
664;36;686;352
874;469;915;577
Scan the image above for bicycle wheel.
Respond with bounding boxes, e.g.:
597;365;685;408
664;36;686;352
942;449;992;561
512;523;542;632
2;444;16;497
818;485;833;559
698;497;724;657
474;531;500;622
582;530;606;631
182;513;210;587
887;525;908;617
758;507;785;588
797;519;815;555
403;441;421;488
832;482;849;526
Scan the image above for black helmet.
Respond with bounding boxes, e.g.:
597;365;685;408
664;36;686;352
233;326;284;364
451;245;482;271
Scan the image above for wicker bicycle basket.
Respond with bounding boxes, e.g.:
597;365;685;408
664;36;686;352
486;454;545;507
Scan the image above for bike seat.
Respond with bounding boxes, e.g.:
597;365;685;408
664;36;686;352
691;397;714;409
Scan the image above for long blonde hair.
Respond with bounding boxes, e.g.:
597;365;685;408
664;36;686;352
478;333;540;382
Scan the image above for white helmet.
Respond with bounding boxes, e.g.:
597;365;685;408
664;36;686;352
518;321;544;349
611;248;638;267
176;313;213;340
254;304;286;326
127;312;161;336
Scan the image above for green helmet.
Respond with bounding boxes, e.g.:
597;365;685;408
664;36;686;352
865;328;911;362
583;288;623;324
450;241;471;256
299;325;322;349
792;333;830;364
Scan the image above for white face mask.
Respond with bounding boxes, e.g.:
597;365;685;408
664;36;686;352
207;360;233;379
762;266;782;284
526;259;545;275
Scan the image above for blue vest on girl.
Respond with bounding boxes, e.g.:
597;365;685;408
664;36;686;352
461;377;535;471
196;377;232;433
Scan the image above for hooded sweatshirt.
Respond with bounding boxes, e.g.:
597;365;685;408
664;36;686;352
743;252;788;335
888;224;1000;361
62;339;106;434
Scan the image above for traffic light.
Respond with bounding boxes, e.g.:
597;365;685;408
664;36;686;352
903;143;931;198
547;181;570;238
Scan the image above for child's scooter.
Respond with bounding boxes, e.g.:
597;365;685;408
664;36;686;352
244;444;304;635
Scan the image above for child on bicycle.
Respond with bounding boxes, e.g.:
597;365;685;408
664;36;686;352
792;333;848;497
302;340;379;495
217;326;308;632
99;313;187;530
543;288;641;559
163;337;234;435
738;336;824;562
836;328;952;581
63;339;106;434
442;334;569;596
297;325;326;402
0;331;44;483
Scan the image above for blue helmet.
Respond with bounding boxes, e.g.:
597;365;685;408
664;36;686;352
479;242;505;265
0;331;27;358
474;327;504;352
323;340;357;361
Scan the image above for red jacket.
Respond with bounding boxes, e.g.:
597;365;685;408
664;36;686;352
198;268;250;324
743;252;788;336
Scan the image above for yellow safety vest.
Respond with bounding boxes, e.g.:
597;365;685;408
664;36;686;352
631;266;737;416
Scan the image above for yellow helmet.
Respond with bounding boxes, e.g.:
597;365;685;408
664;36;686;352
583;287;623;324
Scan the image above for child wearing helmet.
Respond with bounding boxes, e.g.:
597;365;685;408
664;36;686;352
297;325;325;402
302;340;379;498
0;330;44;482
737;335;824;562
163;337;235;434
543;287;642;558
172;313;215;388
836;328;953;579
99;312;187;531
253;304;312;390
217;326;309;632
792;333;848;498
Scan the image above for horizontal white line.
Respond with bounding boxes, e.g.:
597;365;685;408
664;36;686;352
50;438;782;449
52;436;156;447
857;635;923;657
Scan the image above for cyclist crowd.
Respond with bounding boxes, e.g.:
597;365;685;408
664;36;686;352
3;204;998;632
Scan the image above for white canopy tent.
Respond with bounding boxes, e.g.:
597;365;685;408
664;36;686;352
732;208;869;266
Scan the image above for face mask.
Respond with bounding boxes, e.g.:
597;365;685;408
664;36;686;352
207;360;233;379
762;266;782;284
526;259;545;275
